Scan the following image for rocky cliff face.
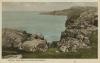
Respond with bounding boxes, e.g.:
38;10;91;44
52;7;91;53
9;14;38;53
58;7;98;52
2;28;48;52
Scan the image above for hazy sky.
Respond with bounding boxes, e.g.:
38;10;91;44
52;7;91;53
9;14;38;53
3;2;97;12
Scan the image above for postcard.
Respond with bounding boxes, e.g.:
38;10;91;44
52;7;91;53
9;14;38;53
0;0;99;63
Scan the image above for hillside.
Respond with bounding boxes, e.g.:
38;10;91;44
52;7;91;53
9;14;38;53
41;6;97;17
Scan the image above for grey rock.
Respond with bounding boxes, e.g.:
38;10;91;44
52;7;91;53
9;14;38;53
2;28;48;53
21;39;48;52
58;7;98;52
2;28;30;49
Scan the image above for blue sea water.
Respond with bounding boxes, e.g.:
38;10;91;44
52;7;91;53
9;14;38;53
2;11;66;42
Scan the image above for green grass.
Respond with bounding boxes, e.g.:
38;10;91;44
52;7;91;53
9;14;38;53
19;48;81;58
21;47;97;58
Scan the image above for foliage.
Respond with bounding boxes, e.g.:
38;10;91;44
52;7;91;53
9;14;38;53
50;41;58;48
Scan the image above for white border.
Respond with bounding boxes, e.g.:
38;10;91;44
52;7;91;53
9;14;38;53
0;0;99;63
2;0;98;2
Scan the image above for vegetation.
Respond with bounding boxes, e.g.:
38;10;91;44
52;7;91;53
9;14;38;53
49;41;58;48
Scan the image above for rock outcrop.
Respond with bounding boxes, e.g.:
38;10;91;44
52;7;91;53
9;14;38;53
2;28;48;52
2;28;31;49
21;33;48;52
58;7;98;52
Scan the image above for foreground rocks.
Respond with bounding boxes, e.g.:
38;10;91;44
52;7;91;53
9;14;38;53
58;7;98;52
2;28;48;53
2;28;31;49
21;33;48;52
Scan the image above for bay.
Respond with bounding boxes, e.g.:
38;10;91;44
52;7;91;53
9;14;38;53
2;11;66;42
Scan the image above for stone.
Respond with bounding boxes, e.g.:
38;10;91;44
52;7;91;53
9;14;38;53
2;28;31;49
21;35;48;52
2;28;48;53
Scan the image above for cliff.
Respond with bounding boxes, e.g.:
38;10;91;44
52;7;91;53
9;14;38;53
57;6;98;52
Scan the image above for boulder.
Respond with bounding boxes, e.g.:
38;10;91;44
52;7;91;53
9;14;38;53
2;28;48;53
31;33;44;40
21;35;48;52
2;28;31;49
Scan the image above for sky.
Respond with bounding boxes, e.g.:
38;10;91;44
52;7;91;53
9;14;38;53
2;2;97;12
